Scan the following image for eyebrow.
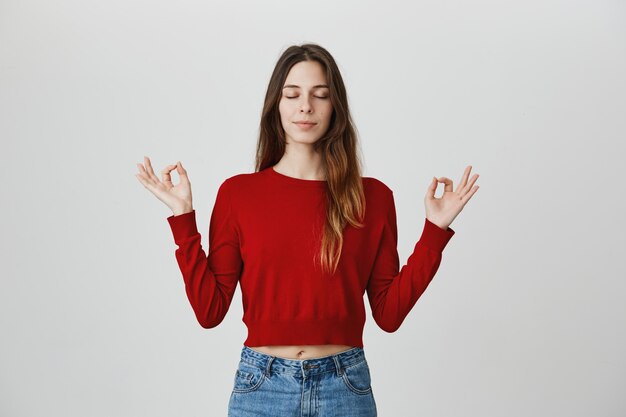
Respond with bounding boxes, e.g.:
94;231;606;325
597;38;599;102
282;84;329;89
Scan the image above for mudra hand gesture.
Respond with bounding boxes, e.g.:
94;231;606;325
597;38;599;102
424;165;480;230
135;156;194;216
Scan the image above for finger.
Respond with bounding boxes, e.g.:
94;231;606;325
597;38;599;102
135;171;155;191
459;165;471;191
135;172;146;186
425;176;438;200
461;185;479;204
438;177;453;193
176;161;189;181
144;156;161;184
459;173;479;198
136;163;156;187
161;164;178;186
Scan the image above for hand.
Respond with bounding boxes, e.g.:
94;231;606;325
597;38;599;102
424;165;479;230
135;156;193;215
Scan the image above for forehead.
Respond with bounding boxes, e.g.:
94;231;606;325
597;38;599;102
283;61;328;87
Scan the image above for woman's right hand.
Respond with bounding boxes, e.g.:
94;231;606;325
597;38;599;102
135;156;193;216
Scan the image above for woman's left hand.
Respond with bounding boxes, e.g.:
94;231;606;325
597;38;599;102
424;165;480;230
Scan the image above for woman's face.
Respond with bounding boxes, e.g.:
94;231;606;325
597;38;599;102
278;60;333;146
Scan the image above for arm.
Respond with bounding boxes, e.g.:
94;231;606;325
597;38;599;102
166;179;242;328
366;189;455;333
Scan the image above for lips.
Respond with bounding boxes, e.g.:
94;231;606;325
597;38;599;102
294;121;317;130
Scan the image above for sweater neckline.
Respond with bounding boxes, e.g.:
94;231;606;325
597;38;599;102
266;166;328;188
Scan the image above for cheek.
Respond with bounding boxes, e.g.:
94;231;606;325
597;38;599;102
278;100;286;116
325;102;334;116
321;108;333;124
279;100;297;117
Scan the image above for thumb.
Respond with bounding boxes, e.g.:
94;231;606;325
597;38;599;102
176;161;190;183
425;176;438;200
176;161;186;175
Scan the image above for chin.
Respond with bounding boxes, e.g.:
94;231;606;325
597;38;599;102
286;133;322;144
288;139;321;146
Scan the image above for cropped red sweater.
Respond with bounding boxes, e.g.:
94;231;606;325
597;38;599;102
166;166;455;348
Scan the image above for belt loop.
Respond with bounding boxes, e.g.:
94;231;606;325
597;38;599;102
332;355;343;377
265;356;274;377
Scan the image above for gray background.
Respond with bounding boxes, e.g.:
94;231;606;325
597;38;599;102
1;0;625;416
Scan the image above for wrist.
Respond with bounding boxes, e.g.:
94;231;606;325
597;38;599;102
172;206;193;216
427;217;449;230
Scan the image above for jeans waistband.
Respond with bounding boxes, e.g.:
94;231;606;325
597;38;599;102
239;345;367;376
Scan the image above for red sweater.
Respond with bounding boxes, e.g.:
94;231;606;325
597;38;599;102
166;166;455;348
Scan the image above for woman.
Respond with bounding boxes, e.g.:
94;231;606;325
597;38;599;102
135;43;479;416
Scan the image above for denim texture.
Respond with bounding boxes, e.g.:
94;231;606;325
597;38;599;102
228;345;378;417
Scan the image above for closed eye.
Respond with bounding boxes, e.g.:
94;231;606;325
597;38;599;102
285;96;328;99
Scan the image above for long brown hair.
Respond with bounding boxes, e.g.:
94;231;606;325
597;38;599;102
255;43;366;276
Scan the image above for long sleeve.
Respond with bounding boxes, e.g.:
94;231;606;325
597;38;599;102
366;189;455;333
166;179;243;328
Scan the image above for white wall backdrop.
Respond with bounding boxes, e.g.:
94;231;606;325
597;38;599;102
1;0;624;416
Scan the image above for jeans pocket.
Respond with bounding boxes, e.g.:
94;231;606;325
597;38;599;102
232;361;267;393
341;359;372;395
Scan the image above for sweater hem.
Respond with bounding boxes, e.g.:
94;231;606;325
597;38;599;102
243;319;365;348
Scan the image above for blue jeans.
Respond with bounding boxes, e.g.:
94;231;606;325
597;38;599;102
228;345;378;417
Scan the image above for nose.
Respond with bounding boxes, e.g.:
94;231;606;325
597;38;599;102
300;98;313;113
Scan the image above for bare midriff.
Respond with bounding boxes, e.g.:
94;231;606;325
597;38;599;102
246;344;356;360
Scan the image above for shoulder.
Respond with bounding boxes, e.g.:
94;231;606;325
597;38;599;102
219;171;258;189
362;176;394;197
361;177;397;225
362;176;396;217
217;170;270;202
